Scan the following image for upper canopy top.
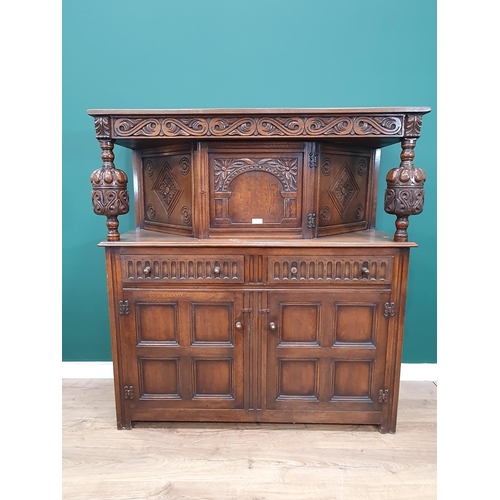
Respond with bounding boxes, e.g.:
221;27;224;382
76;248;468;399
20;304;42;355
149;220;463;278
88;107;431;148
88;106;431;116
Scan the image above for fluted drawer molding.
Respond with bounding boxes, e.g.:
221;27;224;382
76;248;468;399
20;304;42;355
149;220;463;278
121;255;244;283
268;256;393;283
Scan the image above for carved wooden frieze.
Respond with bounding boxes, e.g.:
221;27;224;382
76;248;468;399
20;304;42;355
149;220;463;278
109;114;408;139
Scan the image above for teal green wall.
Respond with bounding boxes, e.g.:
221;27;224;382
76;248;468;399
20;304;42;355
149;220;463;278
63;0;436;362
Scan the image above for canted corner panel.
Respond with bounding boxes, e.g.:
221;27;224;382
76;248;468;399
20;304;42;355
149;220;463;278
141;154;193;229
138;358;181;400
332;303;377;346
319;153;371;226
276;359;320;402
278;303;321;346
268;256;393;284
331;360;374;402
190;302;234;346
121;255;244;283
136;302;180;345
192;358;235;400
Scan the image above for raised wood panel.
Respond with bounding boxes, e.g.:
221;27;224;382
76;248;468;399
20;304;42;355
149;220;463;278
139;358;181;399
191;302;234;345
279;303;320;345
277;359;320;401
334;303;376;345
136;303;179;344
193;359;234;399
332;360;373;400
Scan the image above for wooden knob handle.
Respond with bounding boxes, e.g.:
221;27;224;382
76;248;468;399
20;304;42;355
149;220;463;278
235;321;242;330
269;322;276;330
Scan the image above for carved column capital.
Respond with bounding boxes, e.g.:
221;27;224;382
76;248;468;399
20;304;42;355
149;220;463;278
384;138;426;242
90;140;129;241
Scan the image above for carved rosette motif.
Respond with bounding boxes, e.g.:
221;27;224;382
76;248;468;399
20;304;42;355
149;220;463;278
384;138;426;242
90;140;129;241
214;158;298;192
110;114;404;139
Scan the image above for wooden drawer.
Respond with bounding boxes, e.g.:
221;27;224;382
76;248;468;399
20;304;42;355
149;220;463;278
267;255;393;284
121;254;245;284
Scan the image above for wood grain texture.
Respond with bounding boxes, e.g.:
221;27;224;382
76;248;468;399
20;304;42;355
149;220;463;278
62;379;436;500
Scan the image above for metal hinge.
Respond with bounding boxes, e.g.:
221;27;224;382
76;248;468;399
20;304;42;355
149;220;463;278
124;385;134;399
384;302;395;317
378;389;389;403
307;213;316;228
119;300;129;315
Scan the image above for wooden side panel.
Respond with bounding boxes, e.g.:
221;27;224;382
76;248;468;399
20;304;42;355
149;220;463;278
140;147;193;235
317;147;375;236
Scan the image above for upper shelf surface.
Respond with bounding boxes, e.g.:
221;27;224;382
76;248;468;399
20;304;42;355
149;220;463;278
88;107;431;116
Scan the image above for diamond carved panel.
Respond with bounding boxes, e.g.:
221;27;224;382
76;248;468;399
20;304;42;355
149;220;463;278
328;162;360;218
152;161;183;217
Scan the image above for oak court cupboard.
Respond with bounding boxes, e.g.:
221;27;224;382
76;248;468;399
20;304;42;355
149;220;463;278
89;107;430;432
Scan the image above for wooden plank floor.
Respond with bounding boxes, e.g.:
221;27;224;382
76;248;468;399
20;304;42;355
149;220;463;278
62;380;436;500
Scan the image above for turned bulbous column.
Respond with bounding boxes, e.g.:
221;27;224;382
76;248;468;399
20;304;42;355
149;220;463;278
384;138;426;242
90;140;129;241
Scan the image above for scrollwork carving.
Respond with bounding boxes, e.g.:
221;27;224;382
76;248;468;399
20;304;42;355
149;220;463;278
353;117;402;135
256;117;305;136
107;114;406;139
209;118;256;136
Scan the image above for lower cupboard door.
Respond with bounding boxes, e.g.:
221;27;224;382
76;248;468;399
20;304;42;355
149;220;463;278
265;290;390;420
119;290;245;419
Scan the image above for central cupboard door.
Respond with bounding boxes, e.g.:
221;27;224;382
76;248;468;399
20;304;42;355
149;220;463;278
121;290;245;413
265;290;390;414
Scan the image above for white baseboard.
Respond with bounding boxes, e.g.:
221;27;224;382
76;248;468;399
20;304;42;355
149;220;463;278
62;362;437;382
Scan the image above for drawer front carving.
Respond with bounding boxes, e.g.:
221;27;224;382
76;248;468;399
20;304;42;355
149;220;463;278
268;256;393;284
122;255;244;283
